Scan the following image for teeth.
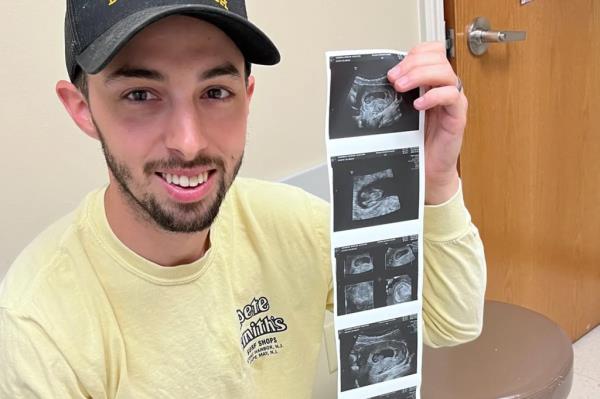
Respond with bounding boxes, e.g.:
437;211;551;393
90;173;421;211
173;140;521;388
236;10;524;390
179;176;190;187
161;172;209;188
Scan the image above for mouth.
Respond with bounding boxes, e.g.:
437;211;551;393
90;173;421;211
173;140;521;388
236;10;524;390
157;171;212;189
155;169;217;203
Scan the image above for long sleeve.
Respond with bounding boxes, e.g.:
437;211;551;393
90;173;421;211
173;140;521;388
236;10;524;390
422;182;487;347
0;308;89;399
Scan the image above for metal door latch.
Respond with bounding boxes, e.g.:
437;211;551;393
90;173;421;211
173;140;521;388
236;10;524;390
468;16;527;55
446;28;456;59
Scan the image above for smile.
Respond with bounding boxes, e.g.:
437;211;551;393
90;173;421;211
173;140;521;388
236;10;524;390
155;170;216;204
160;172;209;188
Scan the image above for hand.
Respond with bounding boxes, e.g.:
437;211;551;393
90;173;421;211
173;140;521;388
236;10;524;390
387;42;467;205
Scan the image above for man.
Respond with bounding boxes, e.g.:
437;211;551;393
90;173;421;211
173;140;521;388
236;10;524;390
0;0;486;398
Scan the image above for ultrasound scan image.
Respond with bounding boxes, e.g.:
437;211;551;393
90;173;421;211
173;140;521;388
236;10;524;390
328;53;420;139
348;75;403;129
385;245;415;268
344;252;374;275
345;281;375;313
369;386;417;399
352;169;401;221
386;275;413;306
344;328;415;389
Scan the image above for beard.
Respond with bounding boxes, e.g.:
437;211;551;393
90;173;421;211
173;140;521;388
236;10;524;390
97;129;242;234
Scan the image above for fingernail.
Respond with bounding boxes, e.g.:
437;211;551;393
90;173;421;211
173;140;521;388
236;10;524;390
388;67;401;80
414;98;424;108
398;76;409;87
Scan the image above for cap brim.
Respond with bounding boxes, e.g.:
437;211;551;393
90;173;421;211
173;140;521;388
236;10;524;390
76;4;280;75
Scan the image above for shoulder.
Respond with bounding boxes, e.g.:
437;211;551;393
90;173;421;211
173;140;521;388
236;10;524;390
224;178;332;285
1;215;74;309
225;178;331;256
228;177;329;222
0;190;99;313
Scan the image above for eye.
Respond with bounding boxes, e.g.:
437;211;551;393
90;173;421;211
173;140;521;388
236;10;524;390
204;88;232;100
125;90;158;102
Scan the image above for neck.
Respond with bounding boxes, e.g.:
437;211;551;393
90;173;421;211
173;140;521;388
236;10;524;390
104;183;210;267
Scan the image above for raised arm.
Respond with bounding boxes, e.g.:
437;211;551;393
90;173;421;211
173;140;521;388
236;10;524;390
388;42;486;346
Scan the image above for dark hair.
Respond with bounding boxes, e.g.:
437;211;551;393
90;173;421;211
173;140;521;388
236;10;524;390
73;60;252;98
73;71;89;98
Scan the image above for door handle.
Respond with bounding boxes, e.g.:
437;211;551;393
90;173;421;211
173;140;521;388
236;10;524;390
468;16;527;55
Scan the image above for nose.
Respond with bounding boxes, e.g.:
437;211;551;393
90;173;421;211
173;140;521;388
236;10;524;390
164;100;208;160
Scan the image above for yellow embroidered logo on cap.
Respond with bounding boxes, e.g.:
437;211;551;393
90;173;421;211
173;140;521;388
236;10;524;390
108;0;118;5
214;0;228;10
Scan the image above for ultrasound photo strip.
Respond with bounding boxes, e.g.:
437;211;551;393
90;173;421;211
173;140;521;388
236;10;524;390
326;49;425;398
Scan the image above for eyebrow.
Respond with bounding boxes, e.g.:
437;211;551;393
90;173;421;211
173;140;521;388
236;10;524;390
104;62;242;86
104;67;164;85
200;62;241;81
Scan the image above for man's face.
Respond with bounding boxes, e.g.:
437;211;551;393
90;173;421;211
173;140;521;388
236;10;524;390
86;15;253;233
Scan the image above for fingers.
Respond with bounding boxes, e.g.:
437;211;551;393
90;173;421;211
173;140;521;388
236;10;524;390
391;64;456;93
387;41;455;93
388;51;447;80
415;86;468;127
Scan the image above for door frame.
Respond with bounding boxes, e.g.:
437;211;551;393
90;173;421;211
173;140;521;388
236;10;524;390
420;0;445;41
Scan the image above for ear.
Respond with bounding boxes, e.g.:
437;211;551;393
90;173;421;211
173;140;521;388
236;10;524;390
245;75;255;115
55;80;99;140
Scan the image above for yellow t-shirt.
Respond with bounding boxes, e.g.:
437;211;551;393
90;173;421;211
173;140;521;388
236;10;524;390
0;178;485;398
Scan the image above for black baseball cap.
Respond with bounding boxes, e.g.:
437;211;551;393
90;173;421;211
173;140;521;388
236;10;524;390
64;0;280;81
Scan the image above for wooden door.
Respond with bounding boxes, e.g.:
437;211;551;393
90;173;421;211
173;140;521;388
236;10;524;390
445;0;600;341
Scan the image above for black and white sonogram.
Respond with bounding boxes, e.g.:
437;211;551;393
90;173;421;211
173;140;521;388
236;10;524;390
385;243;417;269
339;315;418;392
352;169;401;221
386;276;412;306
332;148;419;231
345;252;374;275
329;53;419;139
350;76;402;129
345;281;374;313
335;236;418;316
369;386;417;399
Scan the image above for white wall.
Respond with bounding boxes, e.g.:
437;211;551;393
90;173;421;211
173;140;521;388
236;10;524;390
0;1;108;277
